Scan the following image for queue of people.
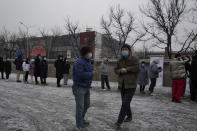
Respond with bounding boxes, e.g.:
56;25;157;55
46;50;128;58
0;46;196;130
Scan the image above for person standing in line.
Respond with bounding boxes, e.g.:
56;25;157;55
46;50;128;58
4;58;12;81
72;46;96;131
22;58;30;83
138;61;149;94
182;56;191;97
114;44;140;129
40;56;48;86
14;54;23;82
100;57;111;90
34;55;41;85
148;60;162;95
191;50;197;101
0;57;5;79
170;53;187;103
54;55;64;87
29;59;35;83
62;57;70;86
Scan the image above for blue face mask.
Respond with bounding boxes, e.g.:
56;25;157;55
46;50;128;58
122;51;129;57
87;53;92;59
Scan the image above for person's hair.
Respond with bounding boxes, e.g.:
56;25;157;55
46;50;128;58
80;46;91;56
121;44;131;52
175;53;181;58
141;61;145;64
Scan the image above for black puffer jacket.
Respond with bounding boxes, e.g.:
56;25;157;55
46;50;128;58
14;55;23;71
40;59;48;78
0;57;4;72
54;55;64;78
4;60;12;74
34;55;41;77
191;55;197;84
62;60;70;74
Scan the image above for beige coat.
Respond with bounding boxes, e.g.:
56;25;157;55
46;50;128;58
114;56;140;89
170;60;186;79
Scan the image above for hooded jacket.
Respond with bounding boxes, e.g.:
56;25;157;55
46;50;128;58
54;55;64;78
138;65;149;86
14;55;23;71
34;55;41;77
149;61;161;79
40;57;48;78
100;58;109;76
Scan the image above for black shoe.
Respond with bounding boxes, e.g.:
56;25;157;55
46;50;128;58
17;80;21;83
172;98;176;102
115;122;121;130
175;99;182;103
124;117;132;122
57;85;62;87
82;120;90;128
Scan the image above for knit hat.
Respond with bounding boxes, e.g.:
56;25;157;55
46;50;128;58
80;46;91;56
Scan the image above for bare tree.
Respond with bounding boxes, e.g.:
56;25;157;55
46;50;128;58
64;17;80;57
140;0;186;58
39;28;52;58
101;5;146;58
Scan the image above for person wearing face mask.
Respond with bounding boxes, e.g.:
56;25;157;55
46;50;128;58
170;53;188;103
62;57;70;86
40;56;48;86
100;57;111;90
34;55;41;85
148;60;162;95
72;46;96;131
14;54;23;82
114;44;140;129
54;55;64;87
29;59;35;83
138;61;149;94
22;58;30;83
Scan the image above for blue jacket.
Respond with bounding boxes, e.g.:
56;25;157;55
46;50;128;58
72;57;93;88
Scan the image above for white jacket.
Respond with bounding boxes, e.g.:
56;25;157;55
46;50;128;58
22;62;30;72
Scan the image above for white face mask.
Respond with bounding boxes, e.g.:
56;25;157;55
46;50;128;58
44;58;47;60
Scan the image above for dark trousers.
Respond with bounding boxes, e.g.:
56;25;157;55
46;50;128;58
35;76;40;84
1;71;4;79
6;72;10;79
101;75;110;89
182;78;187;96
57;77;61;86
140;85;145;93
117;82;136;124
41;77;46;84
149;78;157;93
190;81;197;101
24;71;29;82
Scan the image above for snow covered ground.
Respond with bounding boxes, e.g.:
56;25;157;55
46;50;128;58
0;74;197;131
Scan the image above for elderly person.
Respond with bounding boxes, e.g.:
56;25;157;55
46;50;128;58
114;44;140;129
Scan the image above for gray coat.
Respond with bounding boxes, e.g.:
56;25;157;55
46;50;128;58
100;59;108;76
138;66;149;86
149;61;161;79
